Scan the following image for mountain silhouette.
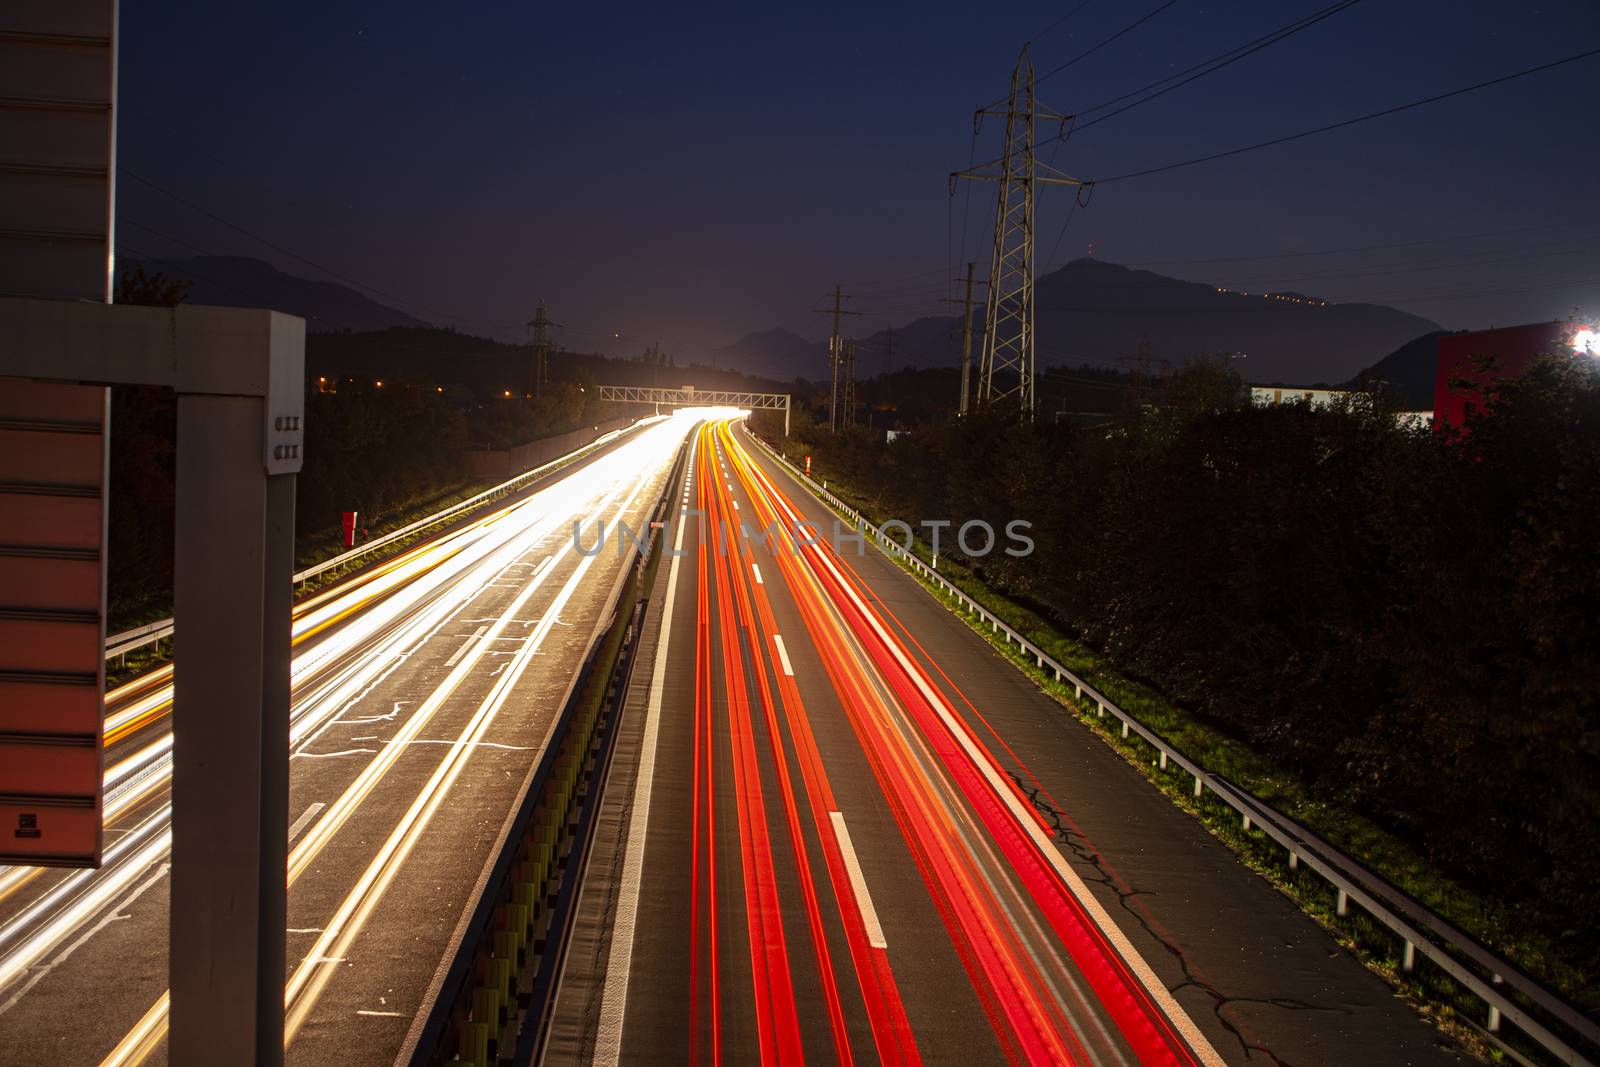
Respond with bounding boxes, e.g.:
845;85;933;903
719;259;1442;385
121;255;425;332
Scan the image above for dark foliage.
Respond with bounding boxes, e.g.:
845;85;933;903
793;354;1600;967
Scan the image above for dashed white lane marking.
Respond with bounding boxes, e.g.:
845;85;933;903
356;1010;407;1018
751;563;763;585
829;812;887;949
444;624;489;668
772;633;794;676
288;802;326;844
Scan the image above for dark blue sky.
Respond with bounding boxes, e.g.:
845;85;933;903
118;1;1599;359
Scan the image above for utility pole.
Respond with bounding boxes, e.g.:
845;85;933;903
940;261;982;415
952;46;1085;422
812;285;861;433
843;338;858;428
527;301;561;398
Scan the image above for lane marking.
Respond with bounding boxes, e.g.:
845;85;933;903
355;1009;407;1018
772;633;794;676
444;624;488;667
757;433;1226;1066
829;812;887;949
751;562;763;585
594;437;696;1065
288;802;326;844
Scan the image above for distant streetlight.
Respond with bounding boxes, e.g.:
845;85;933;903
374;379;384;388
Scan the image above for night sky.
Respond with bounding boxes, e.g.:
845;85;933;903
118;1;1599;361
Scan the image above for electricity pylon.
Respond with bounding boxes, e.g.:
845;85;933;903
812;285;861;433
952;46;1084;421
526;301;560;397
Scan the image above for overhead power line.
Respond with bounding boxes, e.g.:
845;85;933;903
1072;0;1364;134
1088;46;1600;185
1027;0;1096;48
1035;0;1182;86
979;0;1181;112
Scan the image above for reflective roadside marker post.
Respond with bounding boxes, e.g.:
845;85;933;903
342;509;359;547
0;298;304;1067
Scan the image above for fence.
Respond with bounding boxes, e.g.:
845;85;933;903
749;429;1598;1067
464;416;634;482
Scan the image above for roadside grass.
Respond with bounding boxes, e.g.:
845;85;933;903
789;449;1590;1065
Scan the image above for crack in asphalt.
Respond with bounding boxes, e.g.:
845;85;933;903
1007;771;1349;1066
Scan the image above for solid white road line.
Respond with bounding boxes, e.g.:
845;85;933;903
444;625;488;667
593;450;694;1065
772;633;794;676
288;802;326;844
829;812;887;949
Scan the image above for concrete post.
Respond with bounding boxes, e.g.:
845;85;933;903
170;396;294;1066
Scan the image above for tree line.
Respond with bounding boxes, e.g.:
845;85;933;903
787;354;1600;985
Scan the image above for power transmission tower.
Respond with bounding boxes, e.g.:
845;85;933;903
940;261;984;415
952;46;1085;421
526;301;561;398
812;285;861;433
842;338;858;428
1119;334;1158;411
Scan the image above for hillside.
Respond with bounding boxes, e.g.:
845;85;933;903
1343;331;1445;409
306;326;791;397
711;327;820;380
718;259;1443;386
122;255;425;332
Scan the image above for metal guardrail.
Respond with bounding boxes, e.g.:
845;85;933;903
750;431;1599;1067
102;417;661;663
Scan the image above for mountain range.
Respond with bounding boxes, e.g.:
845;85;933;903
717;259;1442;386
131;254;1442;387
122;255;425;332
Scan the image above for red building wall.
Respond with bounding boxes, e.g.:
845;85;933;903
1434;321;1571;429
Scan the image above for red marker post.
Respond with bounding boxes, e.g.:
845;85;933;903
804;455;812;476
341;510;359;547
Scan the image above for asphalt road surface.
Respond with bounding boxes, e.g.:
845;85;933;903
558;418;1463;1067
0;413;698;1066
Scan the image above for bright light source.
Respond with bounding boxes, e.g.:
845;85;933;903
375;380;384;388
503;389;511;397
1573;328;1599;355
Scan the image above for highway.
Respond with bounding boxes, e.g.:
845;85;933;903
0;412;698;1065
557;418;1464;1066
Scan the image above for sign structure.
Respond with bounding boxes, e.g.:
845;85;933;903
0;0;118;867
0;377;109;866
595;383;792;435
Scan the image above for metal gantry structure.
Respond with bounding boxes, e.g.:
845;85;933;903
596;384;792;436
954;46;1085;421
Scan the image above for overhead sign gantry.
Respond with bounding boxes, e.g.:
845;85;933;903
596;384;792;435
